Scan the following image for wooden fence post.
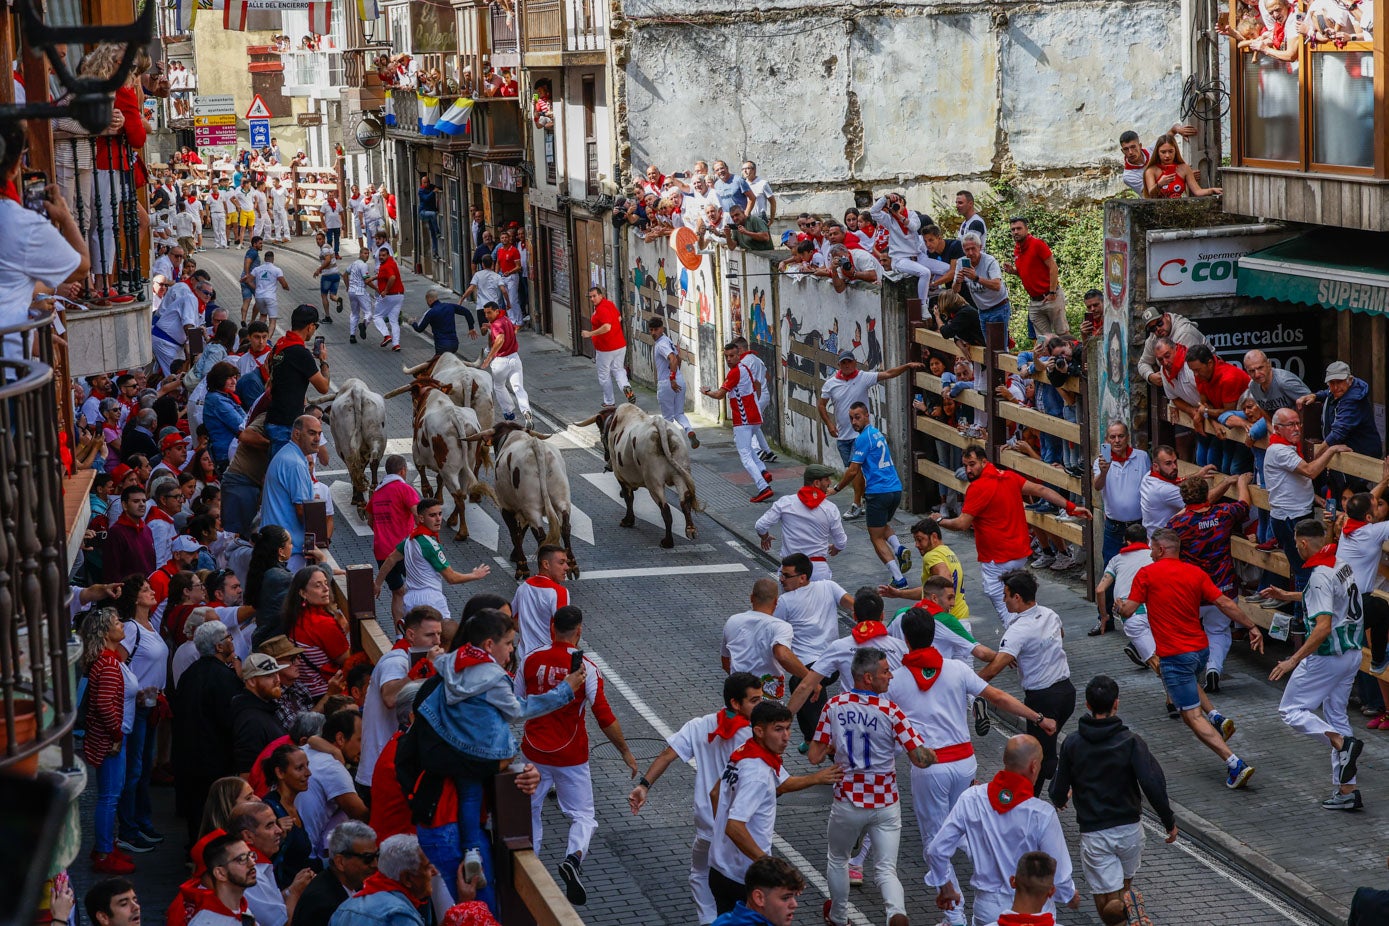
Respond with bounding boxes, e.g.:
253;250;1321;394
1078;366;1097;602
490;769;538;926
983;321;1007;460
345;564;375;653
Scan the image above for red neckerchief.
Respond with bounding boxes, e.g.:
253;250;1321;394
273;331;306;357
708;709;751;743
901;646;944;692
835;369;859;381
1342;518;1370;536
116;512;145;530
1303;544;1338;570
1268;433;1304;455
998;913;1055;926
987;769;1035;813
146;506;175;525
4;181;24;202
797;486;827;509
1271;19;1286;49
452;643;494;673
1110;446;1133;464
1119;542;1149;555
1148;467;1180;485
393;637;438;679
729;737;783;774
355;872;425;907
1161;343;1188;383
410;525;438;539
851;620;888;644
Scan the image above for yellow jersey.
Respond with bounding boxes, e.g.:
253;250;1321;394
921;543;969;622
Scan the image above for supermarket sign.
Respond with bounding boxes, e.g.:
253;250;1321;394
1146;228;1296;301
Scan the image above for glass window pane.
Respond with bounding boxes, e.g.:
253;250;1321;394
1242;54;1301;162
1312;51;1375;168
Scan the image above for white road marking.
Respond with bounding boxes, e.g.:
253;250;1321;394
328;481;374;537
462;503;500;551
725;539;758;561
568;504;595;546
578;563;749;581
581;471;673;531
586;652;874;926
386;436;414;456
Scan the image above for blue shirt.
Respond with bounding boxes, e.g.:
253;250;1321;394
263;442;314;553
203;390;247;462
851;425;902;495
712;175;752;213
411;300;475;353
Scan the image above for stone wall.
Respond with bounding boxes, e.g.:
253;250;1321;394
617;0;1186;214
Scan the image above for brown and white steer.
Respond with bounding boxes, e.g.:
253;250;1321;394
401;353;495;470
468;421;578;579
307;377;387;514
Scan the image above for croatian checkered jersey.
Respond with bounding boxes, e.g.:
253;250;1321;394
813;690;924;807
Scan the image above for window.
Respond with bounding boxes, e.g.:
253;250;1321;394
583;75;597;197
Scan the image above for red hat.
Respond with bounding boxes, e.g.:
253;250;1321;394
507;221;520;228
109;463;133;483
161;433;185;451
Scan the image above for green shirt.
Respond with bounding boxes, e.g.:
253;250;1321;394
733;214;774;251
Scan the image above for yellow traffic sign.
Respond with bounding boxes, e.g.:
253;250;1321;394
194;115;237;127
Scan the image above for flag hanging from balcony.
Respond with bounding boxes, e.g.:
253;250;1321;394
223;0;249;30
307;1;332;36
417;92;440;135
170;0;198;32
434;99;473;136
383;89;395;126
357;0;380;20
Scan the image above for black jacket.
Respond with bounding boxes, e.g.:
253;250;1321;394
290;867;352;926
172;655;243;818
231;690;288;774
1050;714;1175;833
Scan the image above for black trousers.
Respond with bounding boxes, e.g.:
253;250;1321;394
1025;677;1077;787
709;866;745;916
788;668;838;743
1365;593;1389;666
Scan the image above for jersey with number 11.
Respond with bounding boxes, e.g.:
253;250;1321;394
813;689;923;808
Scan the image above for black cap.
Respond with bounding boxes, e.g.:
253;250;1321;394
291;304;321;330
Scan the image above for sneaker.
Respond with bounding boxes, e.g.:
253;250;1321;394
798;741;811;755
890;577;910;590
335;296;344;314
358;322;367;339
1321;789;1363;811
115;833;157;854
687;431;700;449
1024;499;1057;514
1166;700;1180;719
1123;643;1145;667
844;503;865;520
1122;887;1153;926
623;385;637;404
1337;736;1364;784
751;488;775;503
1030;553;1056;569
1243;593;1273;607
823;899;839;926
1368;713;1389;730
1256;539;1280;551
523;412;535;430
895;545;912;573
558;854;587;905
973;697;992;737
463;847;487;887
1088;618;1115;636
762;470;773;485
762;450;779;463
349;335;357;344
381;335;392;347
847;865;864;887
1225;757;1255;789
90;851;136;875
321;313;334;324
1209;711;1235;741
1049;553;1077;570
1204;669;1221;694
139;825;165;844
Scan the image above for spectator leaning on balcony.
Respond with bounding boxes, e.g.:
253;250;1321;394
1243;349;1312;416
724;204;772;251
1135;308;1207;386
950;232;1010;332
1298;361;1383;462
1186;344;1251;474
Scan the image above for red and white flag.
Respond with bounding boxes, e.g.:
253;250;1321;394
308;1;332;36
223;0;249;30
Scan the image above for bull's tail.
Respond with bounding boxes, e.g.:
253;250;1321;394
454;415;497;506
656;414;704;512
532;439;564;546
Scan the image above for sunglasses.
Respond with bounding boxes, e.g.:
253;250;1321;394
342;850;380;863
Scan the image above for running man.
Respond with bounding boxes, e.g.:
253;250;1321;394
650;316;698;447
755;464;847;581
580;286;636;407
829;403;911;588
345;250;373;344
370;498;490;623
480;300;532;425
247;249;288;337
702;342;774;503
310;231;343;324
879;518;969;623
369;245;406;351
733;336;775;463
817;351;922;520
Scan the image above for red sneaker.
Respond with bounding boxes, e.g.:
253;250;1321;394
91;851;136;875
751;488;775;503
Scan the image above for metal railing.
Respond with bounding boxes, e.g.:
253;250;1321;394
52;131;145;303
565;0;605;51
0;314;76;771
490;2;519;56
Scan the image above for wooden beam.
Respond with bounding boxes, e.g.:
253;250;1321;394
514;850;587;926
1174;461;1272;511
1023;509;1086;545
913;371;985;410
995;401;1082;444
1232;535;1290;578
1000;448;1083;495
913;413;971;449
996;353;1080;392
916;458;968;493
913;326;984;363
1235;598;1274;631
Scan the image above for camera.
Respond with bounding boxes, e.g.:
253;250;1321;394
889;201;901;213
839;258;853;272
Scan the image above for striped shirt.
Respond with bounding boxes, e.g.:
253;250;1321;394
1166;500;1248;594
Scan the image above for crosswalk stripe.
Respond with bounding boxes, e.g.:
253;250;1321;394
580;471;682;533
577;563;748;580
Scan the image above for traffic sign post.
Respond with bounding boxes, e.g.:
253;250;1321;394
194;95;236;117
194;125;238;146
249;119;271;149
245;95;272;120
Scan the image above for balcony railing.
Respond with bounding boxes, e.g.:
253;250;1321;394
50;131;145;304
565;0;605;52
0;314;76;772
470;100;524;159
522;0;563;53
281;50;346;98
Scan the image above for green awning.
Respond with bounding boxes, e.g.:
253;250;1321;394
1238;231;1389;314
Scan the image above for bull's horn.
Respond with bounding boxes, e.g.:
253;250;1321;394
526;430;551;440
382;383;413;399
305;392;337;406
402;361;429;376
463;429;494;442
573;413;601;428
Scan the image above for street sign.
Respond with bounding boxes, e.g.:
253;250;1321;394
249;119;270;149
296;113;322;126
245;94;272;119
194;126;238;146
194;94;235;117
193;114;236;127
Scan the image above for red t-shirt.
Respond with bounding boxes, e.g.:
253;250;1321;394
376;257;406;296
290;607;350;679
489;315;519;357
1126;557;1223;657
590;298;626;352
961;464;1034;563
95;86;146;171
1195;358;1251;410
521;645;615;767
1012;235;1054;299
495;245;521;275
369;732;415;839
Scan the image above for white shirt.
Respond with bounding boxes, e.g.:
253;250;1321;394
773;579;847;665
321;201;343;230
1159;362;1202;407
709;752;788;883
747;177;774;216
511;576;569;657
754;493;848;564
271;186;289;210
232;188;254;211
1336;520;1389;595
154;283;200;344
1093;449;1150;523
997;605;1070;691
721;610;797;700
654;334;684;386
1264;442;1315;519
868;195;921;260
171;640;199;686
299;744;357;859
245;862;289;926
318;245;339;276
927;783;1076;903
253;190;269;216
741;352;770;408
667;710;752;837
1139;473;1184;535
238;347;272;378
252;263;286;300
347;260;370;296
1304;560;1363;655
813;632;909;693
469;269;507;308
358;647;410;785
122;619;169;691
1103;547;1154;603
172;210;198;238
820;371;880;440
887;655;986;751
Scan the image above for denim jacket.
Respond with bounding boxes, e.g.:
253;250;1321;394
415;654;574;761
327;888;422;926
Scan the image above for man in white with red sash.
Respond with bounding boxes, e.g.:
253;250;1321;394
703;342;773;503
511;544;572;659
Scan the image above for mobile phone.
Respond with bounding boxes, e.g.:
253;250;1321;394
959;256;971;270
304;532;317;550
570;650;585;672
22;171;48;217
1101;443;1113;463
672;172;686;179
313;336;325;358
0;771;67;926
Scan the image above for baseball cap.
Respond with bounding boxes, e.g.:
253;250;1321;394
803;463;836;483
780;230;796;246
108;463;133;483
1324;361;1353;382
161;433;185;451
257;635;306;661
241;652;286;681
1140;307;1164;330
172;535;202;554
837;350;856;363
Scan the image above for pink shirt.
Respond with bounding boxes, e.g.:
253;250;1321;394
367;475;422;561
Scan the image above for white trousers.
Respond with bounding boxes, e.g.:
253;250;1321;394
348;294;373;329
374;293;404;345
690;835;717;925
88;168;124;275
1199;605;1233;674
826;800;905;924
211;214;228;248
733;425;768;492
1279;649;1360;784
152;336;185;376
504;275;522;325
253;212;268;239
911;757;974;925
982;558;1032;627
595;347;630;405
810;559;833;582
753;395;772;453
657;380;693;431
891;253;945;304
531;762;597;859
1120;607;1158;662
271;206;290;240
491;353;531;416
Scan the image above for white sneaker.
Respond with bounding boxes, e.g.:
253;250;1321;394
1049;553;1077;570
844;503;864;520
1030;553;1056;569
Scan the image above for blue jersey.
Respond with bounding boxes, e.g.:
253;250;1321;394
851;425;902;494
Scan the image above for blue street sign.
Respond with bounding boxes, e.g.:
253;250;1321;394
249;119;270;149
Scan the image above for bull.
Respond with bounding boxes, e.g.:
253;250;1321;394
383;376;494;541
306;378;387;514
401;353;495;471
574;404;702;549
467;421;579;580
